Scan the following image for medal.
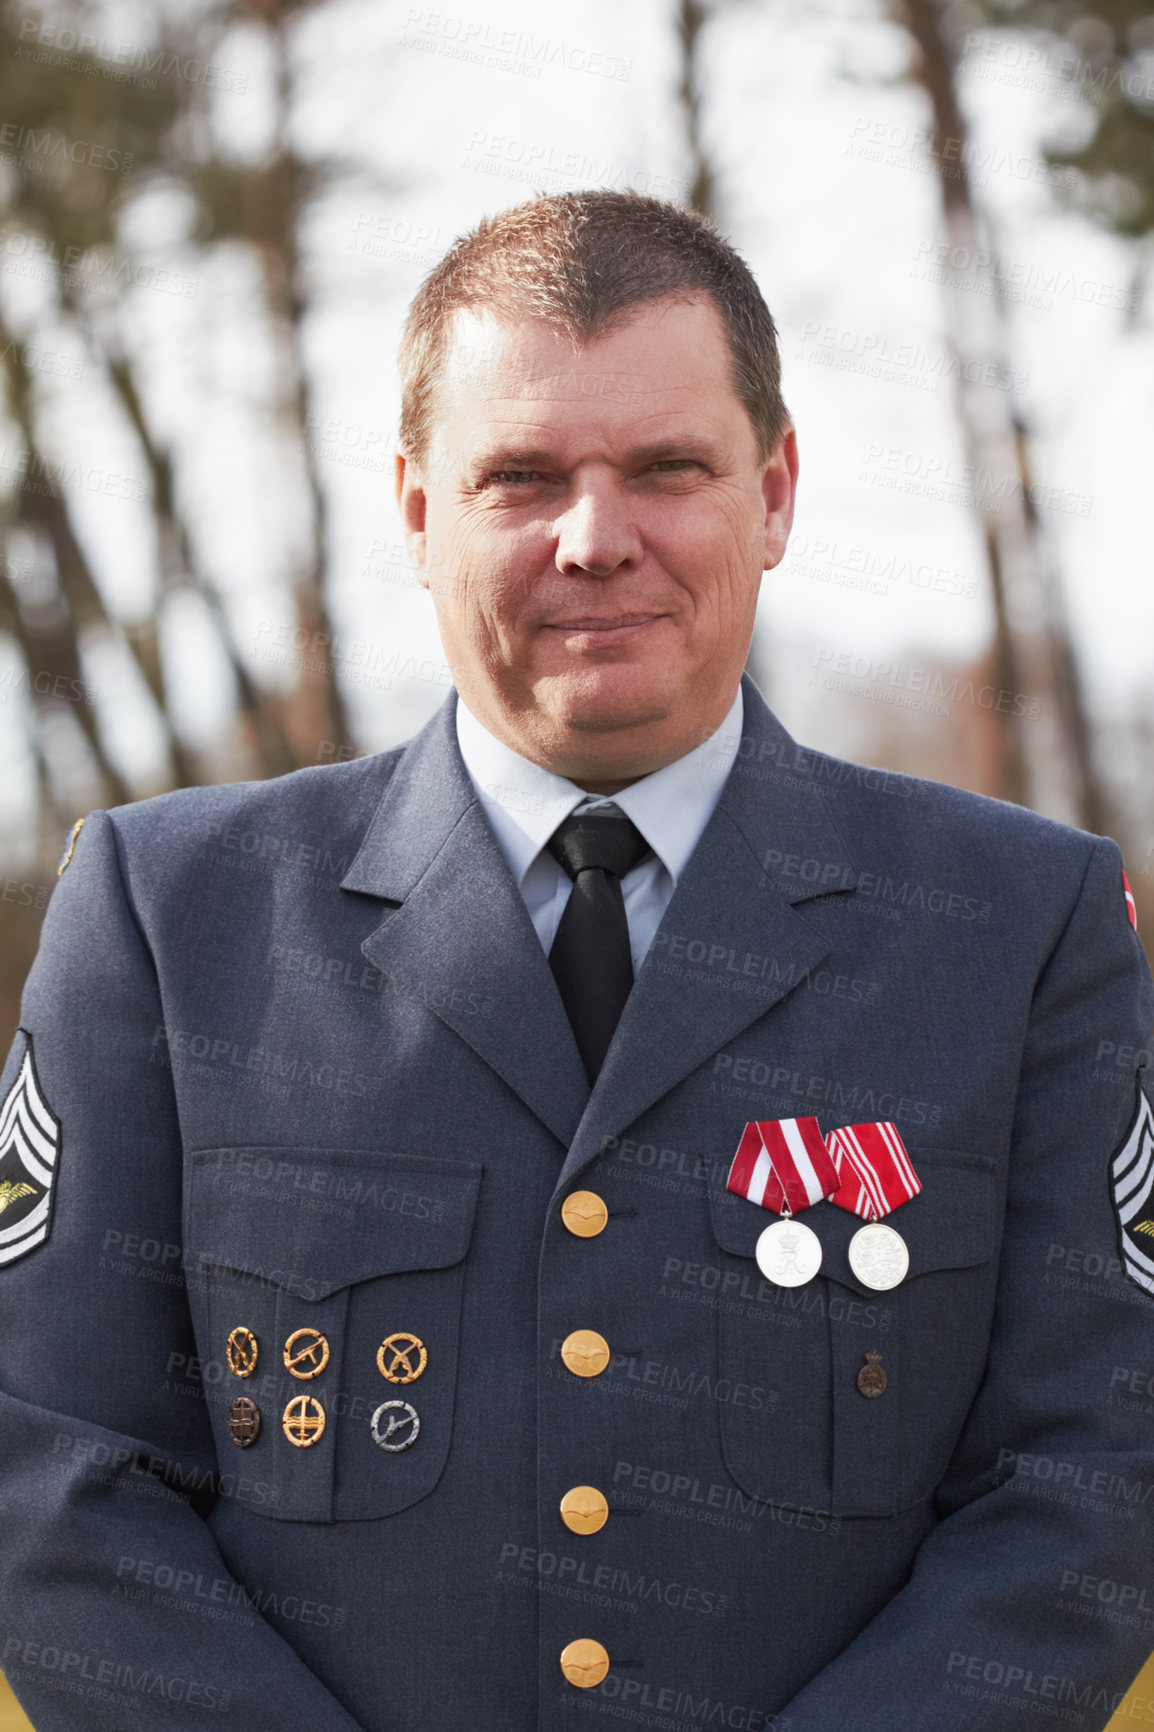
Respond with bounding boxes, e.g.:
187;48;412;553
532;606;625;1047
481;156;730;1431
826;1121;920;1288
847;1220;909;1290
728;1119;839;1289
755;1214;823;1286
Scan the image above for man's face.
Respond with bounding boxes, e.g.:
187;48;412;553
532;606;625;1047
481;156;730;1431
395;293;798;790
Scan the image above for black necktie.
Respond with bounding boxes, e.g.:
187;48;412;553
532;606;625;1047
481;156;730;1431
547;810;653;1084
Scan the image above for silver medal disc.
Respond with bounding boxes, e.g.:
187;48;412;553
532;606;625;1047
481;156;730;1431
755;1217;823;1287
847;1221;909;1291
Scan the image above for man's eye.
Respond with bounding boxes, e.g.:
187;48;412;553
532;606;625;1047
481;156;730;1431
647;460;694;473
487;470;541;486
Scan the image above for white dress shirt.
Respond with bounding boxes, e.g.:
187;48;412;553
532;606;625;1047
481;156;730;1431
455;686;744;974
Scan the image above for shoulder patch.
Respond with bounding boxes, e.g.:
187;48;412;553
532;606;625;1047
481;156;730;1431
1111;1080;1154;1296
0;1031;62;1267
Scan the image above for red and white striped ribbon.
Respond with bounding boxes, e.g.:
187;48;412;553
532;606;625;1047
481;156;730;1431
826;1121;921;1220
727;1118;840;1215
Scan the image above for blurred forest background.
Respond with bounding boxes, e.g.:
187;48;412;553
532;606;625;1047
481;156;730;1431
0;1;1153;1721
0;0;1152;1015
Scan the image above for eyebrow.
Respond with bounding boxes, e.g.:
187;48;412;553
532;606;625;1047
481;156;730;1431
466;437;725;480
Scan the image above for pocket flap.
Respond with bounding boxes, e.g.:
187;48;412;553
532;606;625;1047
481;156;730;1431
186;1147;482;1298
709;1149;998;1286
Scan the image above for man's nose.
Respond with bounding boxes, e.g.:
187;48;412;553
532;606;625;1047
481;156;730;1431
553;482;643;578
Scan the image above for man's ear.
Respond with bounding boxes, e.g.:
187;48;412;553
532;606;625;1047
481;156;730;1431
761;426;799;572
394;450;429;585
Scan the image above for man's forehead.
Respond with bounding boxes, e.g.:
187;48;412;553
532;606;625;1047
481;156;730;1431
432;300;741;449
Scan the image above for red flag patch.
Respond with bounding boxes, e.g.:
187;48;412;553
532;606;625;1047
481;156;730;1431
827;1121;921;1220
1123;869;1138;932
727;1117;840;1215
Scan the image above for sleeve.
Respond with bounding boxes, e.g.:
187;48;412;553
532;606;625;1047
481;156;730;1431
0;810;365;1731
777;834;1154;1732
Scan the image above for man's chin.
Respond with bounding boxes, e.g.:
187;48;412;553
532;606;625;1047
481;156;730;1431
542;675;675;737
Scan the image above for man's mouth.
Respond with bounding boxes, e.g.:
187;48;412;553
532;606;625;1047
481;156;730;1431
542;614;664;645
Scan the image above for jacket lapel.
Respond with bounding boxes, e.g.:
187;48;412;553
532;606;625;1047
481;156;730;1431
555;677;860;1191
341;679;859;1174
339;698;589;1148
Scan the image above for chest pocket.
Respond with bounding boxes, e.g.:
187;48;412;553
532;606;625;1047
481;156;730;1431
707;1150;999;1518
184;1147;482;1523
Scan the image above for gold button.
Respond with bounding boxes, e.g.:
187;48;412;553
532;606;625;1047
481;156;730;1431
560;1638;610;1689
561;1191;609;1238
560;1485;609;1535
560;1329;610;1378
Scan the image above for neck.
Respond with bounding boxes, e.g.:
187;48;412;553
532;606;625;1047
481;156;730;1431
458;689;742;794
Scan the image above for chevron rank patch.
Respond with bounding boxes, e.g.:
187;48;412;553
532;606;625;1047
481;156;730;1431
0;1031;61;1268
1111;1082;1154;1297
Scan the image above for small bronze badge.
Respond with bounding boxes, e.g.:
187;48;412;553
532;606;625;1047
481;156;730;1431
226;1326;258;1378
282;1394;326;1447
227;1395;261;1447
283;1328;330;1380
376;1332;427;1384
857;1351;887;1399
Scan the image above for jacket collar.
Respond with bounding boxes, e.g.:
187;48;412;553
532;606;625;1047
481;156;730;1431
341;676;858;1175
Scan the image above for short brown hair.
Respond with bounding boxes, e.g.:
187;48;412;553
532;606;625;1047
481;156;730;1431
398;189;788;469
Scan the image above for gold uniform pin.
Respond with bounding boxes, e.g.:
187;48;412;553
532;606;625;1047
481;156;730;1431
377;1332;427;1384
226;1327;258;1378
282;1394;326;1447
283;1328;330;1379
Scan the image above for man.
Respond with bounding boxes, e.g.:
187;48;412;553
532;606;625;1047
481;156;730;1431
0;189;1152;1732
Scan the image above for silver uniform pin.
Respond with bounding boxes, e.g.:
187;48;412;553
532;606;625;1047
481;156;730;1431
371;1399;420;1452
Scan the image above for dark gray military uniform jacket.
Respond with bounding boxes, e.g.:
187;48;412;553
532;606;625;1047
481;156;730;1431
1;674;1153;1731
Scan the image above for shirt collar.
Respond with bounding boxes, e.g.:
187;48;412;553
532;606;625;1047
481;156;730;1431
455;685;744;888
